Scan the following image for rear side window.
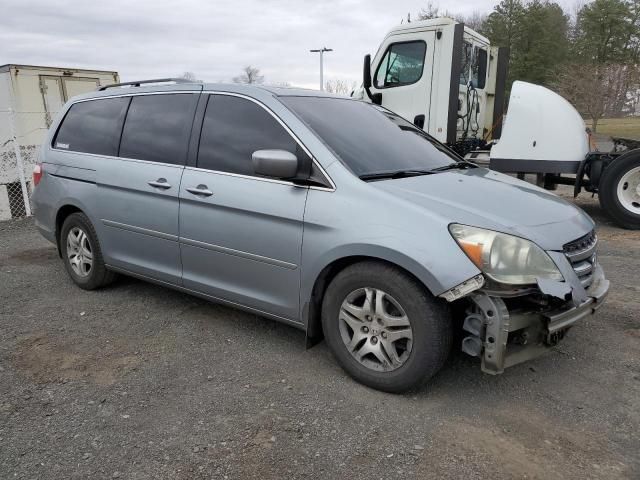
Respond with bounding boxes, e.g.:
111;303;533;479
53;97;129;156
460;44;488;89
472;48;488;89
119;94;198;165
197;95;299;176
375;41;427;88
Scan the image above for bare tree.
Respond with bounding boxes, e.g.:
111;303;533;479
554;62;640;132
417;2;440;20
463;11;488;32
233;66;265;84
179;71;202;83
325;79;357;95
417;2;487;31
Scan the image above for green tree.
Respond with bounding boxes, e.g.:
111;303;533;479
573;0;635;63
483;0;569;89
482;0;525;58
513;1;569;85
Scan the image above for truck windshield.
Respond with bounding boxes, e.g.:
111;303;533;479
280;96;457;178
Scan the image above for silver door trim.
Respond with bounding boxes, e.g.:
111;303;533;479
184;165;309;189
102;219;178;242
180;236;298;270
48;149;188;170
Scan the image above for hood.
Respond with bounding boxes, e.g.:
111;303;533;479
372;168;594;251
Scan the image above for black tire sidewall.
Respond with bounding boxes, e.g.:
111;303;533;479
321;262;451;393
599;153;640;229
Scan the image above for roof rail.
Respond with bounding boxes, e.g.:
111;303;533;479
98;78;191;91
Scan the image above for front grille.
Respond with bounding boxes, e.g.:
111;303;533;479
563;230;597;288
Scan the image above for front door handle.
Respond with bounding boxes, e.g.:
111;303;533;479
148;178;171;189
186;184;213;197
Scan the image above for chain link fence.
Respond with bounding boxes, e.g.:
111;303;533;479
1;109;47;221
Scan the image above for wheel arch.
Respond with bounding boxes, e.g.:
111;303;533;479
302;250;442;347
609;147;640;166
54;203;85;256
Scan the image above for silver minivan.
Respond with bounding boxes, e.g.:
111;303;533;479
32;79;609;392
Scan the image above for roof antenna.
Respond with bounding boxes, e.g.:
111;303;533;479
407;13;411;23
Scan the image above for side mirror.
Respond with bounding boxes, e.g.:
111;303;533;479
363;54;383;106
363;54;372;90
252;150;299;179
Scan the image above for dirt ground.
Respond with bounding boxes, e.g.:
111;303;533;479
1;189;639;479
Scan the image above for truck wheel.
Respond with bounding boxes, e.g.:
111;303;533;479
60;212;116;290
321;261;452;393
599;152;640;229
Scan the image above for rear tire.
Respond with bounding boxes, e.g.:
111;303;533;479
321;261;452;393
599;152;640;229
60;212;115;290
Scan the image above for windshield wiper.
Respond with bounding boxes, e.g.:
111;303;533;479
429;161;478;172
359;169;435;181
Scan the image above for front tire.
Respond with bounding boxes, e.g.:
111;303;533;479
60;212;115;290
321;261;452;393
599;152;640;229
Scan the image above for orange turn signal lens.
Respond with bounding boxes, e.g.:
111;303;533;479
458;240;484;268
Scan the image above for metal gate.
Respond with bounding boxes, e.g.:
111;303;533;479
0;108;39;221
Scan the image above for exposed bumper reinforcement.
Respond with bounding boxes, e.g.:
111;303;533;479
465;264;610;375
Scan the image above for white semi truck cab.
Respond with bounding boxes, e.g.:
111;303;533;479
353;18;507;150
354;18;640;230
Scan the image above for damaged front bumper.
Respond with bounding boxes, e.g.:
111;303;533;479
459;264;609;375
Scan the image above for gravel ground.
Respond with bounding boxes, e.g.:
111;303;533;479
1;190;639;479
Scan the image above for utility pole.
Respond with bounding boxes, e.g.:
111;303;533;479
310;47;333;91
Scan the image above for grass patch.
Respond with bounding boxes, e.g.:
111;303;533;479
592;117;640;139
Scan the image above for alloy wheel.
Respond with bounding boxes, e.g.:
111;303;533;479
66;227;93;277
338;287;413;372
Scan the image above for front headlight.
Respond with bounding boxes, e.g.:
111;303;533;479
449;224;563;285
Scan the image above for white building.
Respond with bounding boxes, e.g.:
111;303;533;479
1;64;119;220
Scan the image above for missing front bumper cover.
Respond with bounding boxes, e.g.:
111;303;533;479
440;274;485;302
462;264;610;375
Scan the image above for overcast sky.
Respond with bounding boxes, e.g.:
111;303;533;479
1;0;581;89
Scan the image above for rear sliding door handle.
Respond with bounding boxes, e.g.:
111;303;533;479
186;185;213;197
148;178;171;189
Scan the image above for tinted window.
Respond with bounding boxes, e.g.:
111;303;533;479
472;48;488;89
460;44;488;89
460;42;472;86
375;41;426;88
119;94;198;165
198;95;298;176
281;97;455;177
54;97;129;156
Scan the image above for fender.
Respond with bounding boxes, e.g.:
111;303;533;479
299;242;480;346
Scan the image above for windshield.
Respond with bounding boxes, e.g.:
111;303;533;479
280;96;457;178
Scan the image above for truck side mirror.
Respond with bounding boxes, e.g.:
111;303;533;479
363;54;372;90
362;54;383;106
